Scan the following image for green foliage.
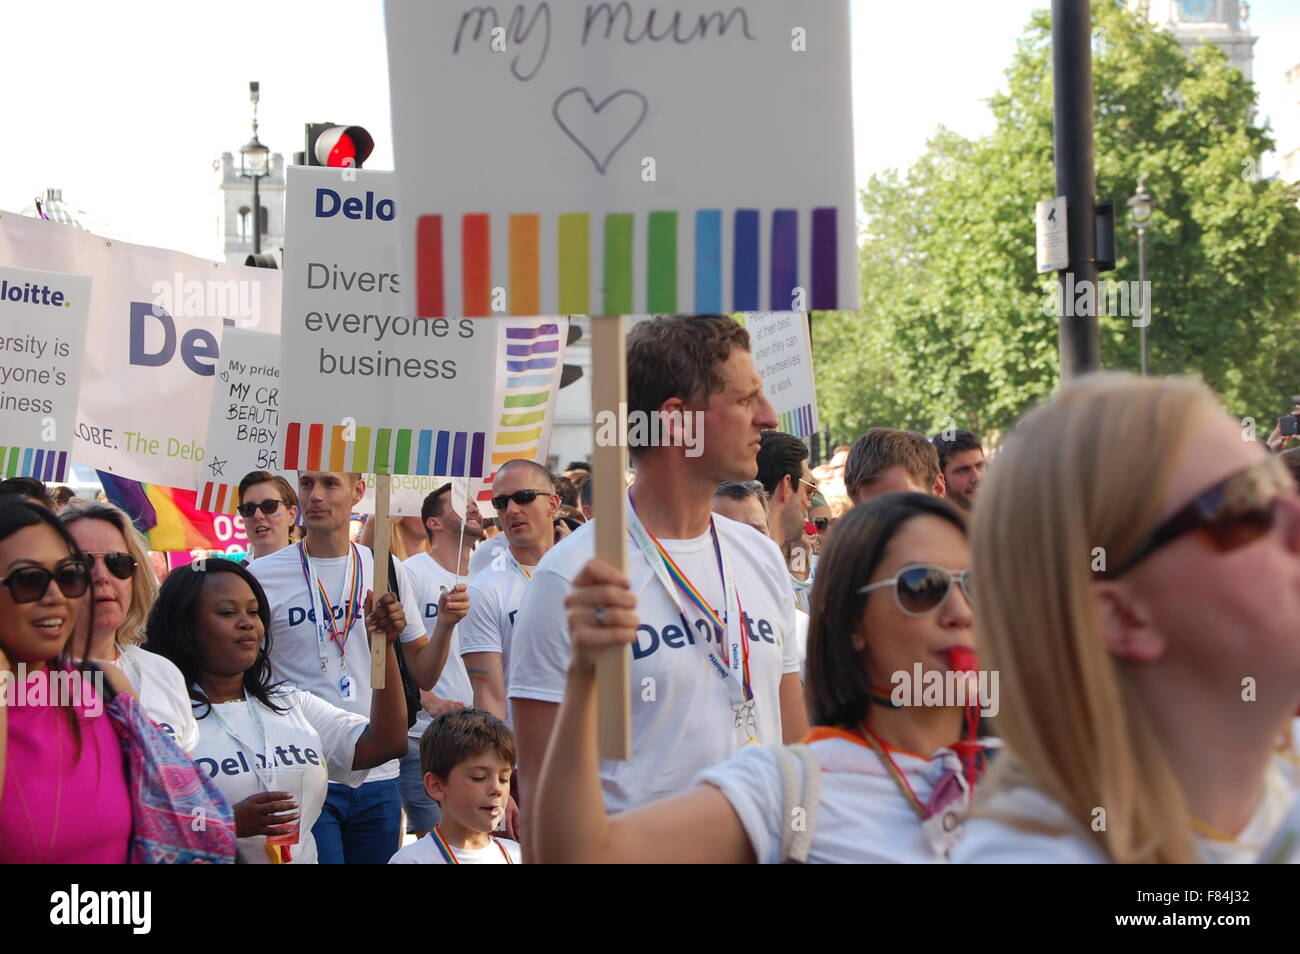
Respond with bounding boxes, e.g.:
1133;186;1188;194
815;4;1300;445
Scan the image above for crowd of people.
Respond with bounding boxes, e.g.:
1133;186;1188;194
2;312;1299;864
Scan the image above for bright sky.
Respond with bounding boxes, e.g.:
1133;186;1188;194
4;0;1298;258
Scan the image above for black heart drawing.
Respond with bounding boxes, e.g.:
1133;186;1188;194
552;87;649;175
219;371;229;382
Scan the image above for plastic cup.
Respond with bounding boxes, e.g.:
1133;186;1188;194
265;766;305;847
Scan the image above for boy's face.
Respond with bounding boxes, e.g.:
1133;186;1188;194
425;754;513;833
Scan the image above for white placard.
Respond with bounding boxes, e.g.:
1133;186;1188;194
743;311;819;439
1036;196;1069;274
197;328;289;512
385;0;857;318
278;167;497;477
0;211;282;489
0;265;92;482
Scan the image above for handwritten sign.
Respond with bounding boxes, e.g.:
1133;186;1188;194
278;167;498;477
197;328;288;512
385;0;857;318
742;311;818;439
0;264;91;482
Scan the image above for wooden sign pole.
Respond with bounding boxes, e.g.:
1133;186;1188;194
590;316;631;759
370;472;391;689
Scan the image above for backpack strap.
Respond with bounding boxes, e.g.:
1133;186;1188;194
776;743;822;864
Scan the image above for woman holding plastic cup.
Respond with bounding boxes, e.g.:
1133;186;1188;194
145;558;413;864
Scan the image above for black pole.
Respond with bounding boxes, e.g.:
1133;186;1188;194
1051;0;1099;378
252;172;262;254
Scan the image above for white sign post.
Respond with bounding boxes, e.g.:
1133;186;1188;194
0;265;91;482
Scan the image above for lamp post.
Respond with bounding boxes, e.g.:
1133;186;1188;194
239;81;270;255
1127;178;1155;376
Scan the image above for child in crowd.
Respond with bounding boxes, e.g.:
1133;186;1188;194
389;708;521;864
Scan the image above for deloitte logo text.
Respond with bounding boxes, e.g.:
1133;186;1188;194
593;404;704;457
1;278;70;307
889;663;999;717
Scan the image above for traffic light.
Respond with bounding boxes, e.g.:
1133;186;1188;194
560;321;583;389
304;123;374;168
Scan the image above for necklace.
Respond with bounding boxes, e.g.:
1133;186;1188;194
12;700;66;862
429;825;512;864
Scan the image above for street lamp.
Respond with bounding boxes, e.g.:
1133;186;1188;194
1127;178;1155;375
239;81;270;254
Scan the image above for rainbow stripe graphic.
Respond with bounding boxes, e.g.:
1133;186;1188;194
416;207;840;317
0;446;69;482
197;482;241;515
281;422;489;479
778;403;817;440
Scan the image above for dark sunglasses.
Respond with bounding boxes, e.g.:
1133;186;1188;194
492;489;554;512
859;564;974;617
87;551;138;580
0;557;93;603
238;499;285;518
813;517;831;533
1107;456;1295;578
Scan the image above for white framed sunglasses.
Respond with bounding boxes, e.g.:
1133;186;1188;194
858;564;974;617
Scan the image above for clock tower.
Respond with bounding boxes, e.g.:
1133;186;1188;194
1136;1;1256;81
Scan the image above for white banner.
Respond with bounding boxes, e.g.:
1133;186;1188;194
742;311;819;439
385;0;857;319
0;265;92;482
0;211;282;489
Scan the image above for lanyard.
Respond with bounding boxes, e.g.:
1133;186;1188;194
430;826;513;864
202;690;276;790
297;542;364;669
625;495;757;739
502;549;533;584
115;646;142;690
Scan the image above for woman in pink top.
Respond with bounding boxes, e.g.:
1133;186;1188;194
0;497;133;863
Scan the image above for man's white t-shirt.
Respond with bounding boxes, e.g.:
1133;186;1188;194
401;551;475;741
191;687;368;864
697;729;972;863
458;551;532;727
388;832;521;864
468;534;508;577
509;506;801;813
248;542;425;781
115;644;199;753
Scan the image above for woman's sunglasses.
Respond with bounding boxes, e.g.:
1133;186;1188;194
238;499;285;518
0;558;93;603
1107;456;1295;578
492;489;554;512
86;551;138;580
859;564;974;617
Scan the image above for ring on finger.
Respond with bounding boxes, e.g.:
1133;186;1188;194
593;605;606;626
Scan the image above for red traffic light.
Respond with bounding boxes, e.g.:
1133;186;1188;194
306;124;374;169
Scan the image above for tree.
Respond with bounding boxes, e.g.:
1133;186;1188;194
815;4;1300;445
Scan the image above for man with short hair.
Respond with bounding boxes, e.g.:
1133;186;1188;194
237;470;300;560
844;428;945;503
711;481;770;536
249;471;465;863
755;431;816;555
931;430;986;512
458;459;558;724
510;315;807;848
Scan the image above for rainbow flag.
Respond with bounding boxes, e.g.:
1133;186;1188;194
97;471;226;552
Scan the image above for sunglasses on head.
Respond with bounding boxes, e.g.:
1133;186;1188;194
492;489;553;512
859;564;974;617
87;551;137;580
0;557;93;603
238;499;285;518
1106;456;1295;578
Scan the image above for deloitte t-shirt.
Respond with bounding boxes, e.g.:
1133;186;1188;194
248;542;425;782
458;551;532;727
191;687;368;865
401;552;475;741
508;505;801;812
468;535;508;577
115;644;199;753
388;832;521;864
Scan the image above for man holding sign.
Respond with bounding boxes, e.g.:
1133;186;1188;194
249;470;468;863
510;316;809;842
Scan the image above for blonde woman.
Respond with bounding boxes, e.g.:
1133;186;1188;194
61;502;199;752
955;373;1300;864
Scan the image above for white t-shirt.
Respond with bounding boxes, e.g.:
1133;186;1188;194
459;550;532;727
114;644;199;753
508;506;801;812
388;832;521;864
469;534;508;577
401;551;475;741
697;729;972;863
191;687;369;865
248;542;426;781
954;757;1300;864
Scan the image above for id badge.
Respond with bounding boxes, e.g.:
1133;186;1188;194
339;675;355;700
